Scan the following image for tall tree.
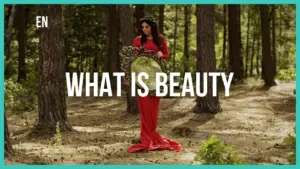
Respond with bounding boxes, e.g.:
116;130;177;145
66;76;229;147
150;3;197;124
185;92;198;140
245;5;251;78
5;113;13;157
172;5;179;72
5;5;17;59
158;5;165;34
228;5;243;82
279;5;282;63
134;5;145;34
271;5;277;76
259;5;276;86
4;5;17;78
105;5;120;90
250;19;256;76
194;5;221;114
119;5;134;46
184;5;191;73
17;5;27;82
33;5;72;135
256;30;260;76
221;4;227;71
5;5;12;31
119;5;139;114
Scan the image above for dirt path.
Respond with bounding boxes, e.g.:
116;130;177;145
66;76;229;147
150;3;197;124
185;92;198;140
5;80;295;164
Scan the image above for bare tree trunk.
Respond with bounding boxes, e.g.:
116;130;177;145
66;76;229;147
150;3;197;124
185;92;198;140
134;5;145;35
159;5;165;34
4;5;17;78
279;5;282;63
119;5;139;114
93;52;99;72
105;5;119;90
228;5;243;82
259;5;276;86
80;54;83;72
184;5;191;73
250;26;256;76
33;5;72;136
116;7;121;73
272;6;277;76
5;5;12;31
5;113;13;157
221;4;227;71
250;24;255;76
5;5;17;59
84;49;88;72
245;6;250;78
256;31;260;76
120;5;134;46
173;5;178;72
17;5;27;82
194;5;221;114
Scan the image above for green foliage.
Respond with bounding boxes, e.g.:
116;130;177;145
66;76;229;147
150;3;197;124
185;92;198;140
4;78;26;110
276;67;296;81
283;127;296;164
63;5;106;72
4;78;37;112
195;135;243;164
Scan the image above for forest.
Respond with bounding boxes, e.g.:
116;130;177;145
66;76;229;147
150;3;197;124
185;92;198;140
4;4;296;164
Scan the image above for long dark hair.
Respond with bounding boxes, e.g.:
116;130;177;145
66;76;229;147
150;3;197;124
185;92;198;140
139;17;162;49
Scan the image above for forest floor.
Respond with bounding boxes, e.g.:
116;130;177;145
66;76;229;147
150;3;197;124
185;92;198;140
5;79;296;165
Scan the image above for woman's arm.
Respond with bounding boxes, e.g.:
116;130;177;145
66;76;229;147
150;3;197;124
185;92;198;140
133;36;141;47
160;35;169;60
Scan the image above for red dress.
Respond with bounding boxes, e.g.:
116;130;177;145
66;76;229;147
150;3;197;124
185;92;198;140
127;35;183;153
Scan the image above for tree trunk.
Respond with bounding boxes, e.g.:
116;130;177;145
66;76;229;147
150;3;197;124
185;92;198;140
116;7;121;73
173;5;178;72
184;5;191;73
119;5;134;46
272;6;277;76
259;5;276;86
134;5;145;35
146;5;154;16
221;4;227;71
105;5;120;90
256;31;260;76
279;5;282;37
5;113;13;157
4;5;17;78
33;5;72;136
92;37;99;73
17;5;27;82
5;5;17;59
194;5;221;114
5;5;12;31
80;53;83;72
84;49;88;72
119;5;139;114
245;6;250;78
93;52;99;72
279;5;282;63
228;5;243;82
159;5;165;34
250;24;255;76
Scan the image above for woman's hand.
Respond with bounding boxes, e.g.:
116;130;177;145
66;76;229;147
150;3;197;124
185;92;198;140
157;51;163;58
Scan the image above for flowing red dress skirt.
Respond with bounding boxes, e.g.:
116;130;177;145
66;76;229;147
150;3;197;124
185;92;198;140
128;95;183;153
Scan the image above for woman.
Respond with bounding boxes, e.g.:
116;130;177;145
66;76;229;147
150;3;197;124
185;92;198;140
128;17;183;153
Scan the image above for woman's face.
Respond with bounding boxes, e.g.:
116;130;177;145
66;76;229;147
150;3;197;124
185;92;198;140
142;22;151;36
